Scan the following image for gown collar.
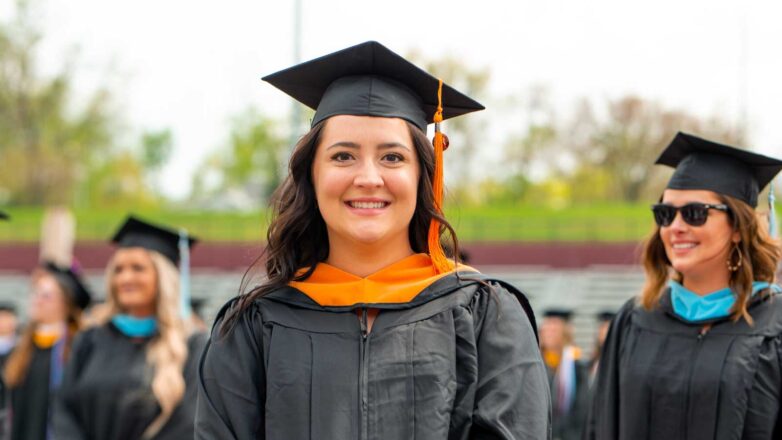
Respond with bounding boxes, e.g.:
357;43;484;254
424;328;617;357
669;280;780;323
111;314;158;338
288;253;477;307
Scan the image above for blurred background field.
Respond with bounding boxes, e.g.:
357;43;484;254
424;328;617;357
0;202;675;242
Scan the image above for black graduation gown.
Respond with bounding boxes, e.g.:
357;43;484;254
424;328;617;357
0;347;13;439
196;274;552;439
10;346;51;440
548;358;589;440
53;323;206;440
586;287;782;440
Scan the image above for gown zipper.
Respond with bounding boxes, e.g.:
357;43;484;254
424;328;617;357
683;324;711;437
359;308;370;440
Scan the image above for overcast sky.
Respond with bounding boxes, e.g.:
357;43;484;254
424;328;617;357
5;0;781;198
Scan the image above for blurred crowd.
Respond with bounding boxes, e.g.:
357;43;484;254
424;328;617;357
0;213;207;440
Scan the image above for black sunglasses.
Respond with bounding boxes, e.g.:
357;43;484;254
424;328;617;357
651;203;730;227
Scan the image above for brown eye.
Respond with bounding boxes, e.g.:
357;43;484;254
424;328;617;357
331;152;354;162
382;153;404;163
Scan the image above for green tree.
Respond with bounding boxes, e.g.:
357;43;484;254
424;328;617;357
567;96;743;202
191;108;286;208
0;0;116;205
141;129;173;172
406;50;490;203
501;93;744;205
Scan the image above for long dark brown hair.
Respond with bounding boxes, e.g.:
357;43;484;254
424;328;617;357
639;194;781;323
221;119;459;333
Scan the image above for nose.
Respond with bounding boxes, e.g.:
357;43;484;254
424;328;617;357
353;160;383;188
115;268;134;285
667;210;689;232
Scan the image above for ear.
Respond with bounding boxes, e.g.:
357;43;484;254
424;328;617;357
731;230;741;244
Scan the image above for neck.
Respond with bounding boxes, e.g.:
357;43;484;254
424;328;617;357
681;270;731;296
326;236;415;278
35;321;64;333
544;345;563;355
123;307;155;319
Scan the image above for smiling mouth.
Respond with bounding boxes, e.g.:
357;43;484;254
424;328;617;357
347;201;389;209
672;243;698;250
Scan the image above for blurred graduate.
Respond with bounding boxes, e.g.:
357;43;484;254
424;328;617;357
539;309;589;440
54;216;206;440
4;262;91;440
587;133;782;439
2;208;91;440
196;41;550;439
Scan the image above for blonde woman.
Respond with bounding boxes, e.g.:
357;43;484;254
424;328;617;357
587;133;782;439
5;262;91;440
54;216;205;440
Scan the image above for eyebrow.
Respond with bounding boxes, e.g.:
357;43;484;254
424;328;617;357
326;141;411;151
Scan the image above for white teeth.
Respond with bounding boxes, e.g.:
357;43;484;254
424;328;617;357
349;201;386;209
672;243;697;249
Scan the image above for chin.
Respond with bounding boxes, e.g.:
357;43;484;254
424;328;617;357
343;225;393;244
349;233;387;245
667;255;691;273
116;296;144;310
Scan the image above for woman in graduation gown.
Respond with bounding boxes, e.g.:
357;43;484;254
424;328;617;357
196;41;551;440
53;216;206;440
586;132;782;439
4;261;91;440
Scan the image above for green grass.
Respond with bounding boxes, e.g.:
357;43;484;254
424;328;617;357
1;202;776;243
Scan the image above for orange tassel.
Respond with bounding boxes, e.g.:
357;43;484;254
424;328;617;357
428;80;450;274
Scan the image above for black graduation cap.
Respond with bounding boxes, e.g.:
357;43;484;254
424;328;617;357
656;132;782;207
0;301;16;314
42;261;92;310
190;297;207;318
544;308;573;321
262;41;485;131
111;215;197;265
596;310;615;322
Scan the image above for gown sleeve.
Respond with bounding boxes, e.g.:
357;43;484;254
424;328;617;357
52;329;93;440
195;300;266;440
470;282;552;439
584;299;634;440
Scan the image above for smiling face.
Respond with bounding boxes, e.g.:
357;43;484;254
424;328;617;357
312;115;420;253
110;247;158;317
659;189;739;285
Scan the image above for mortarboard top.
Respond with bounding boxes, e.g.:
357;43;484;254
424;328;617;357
41;261;92;310
111;215;197;265
190;297;207;316
0;301;16;314
656;132;782;207
544;308;573;321
262;41;484;132
596;310;616;322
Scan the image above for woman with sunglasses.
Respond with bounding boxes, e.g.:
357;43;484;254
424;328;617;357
587;132;782;439
196;42;550;439
4;262;91;440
